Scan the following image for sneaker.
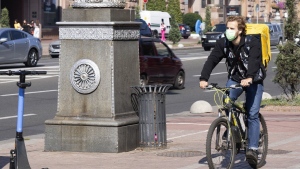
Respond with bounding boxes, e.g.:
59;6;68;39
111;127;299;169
246;149;258;168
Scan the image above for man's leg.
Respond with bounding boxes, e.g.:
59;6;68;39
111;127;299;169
245;82;264;165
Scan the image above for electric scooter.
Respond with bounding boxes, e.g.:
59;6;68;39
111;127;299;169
0;70;47;169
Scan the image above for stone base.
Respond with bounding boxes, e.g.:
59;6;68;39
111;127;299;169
45;115;139;153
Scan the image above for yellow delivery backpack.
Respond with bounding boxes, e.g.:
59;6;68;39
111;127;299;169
245;24;271;68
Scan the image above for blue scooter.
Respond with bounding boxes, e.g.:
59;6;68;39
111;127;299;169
0;70;47;169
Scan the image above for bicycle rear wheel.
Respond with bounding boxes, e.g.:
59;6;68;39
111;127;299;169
206;117;236;169
257;113;268;168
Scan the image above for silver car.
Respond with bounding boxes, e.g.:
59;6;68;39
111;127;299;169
0;28;42;67
49;40;61;58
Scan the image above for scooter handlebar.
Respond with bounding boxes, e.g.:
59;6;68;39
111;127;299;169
0;70;47;75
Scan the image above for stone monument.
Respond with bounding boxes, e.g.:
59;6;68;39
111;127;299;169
44;0;141;153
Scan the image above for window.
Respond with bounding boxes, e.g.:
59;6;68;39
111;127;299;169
141;41;155;56
202;0;206;8
273;25;278;32
153;42;169;57
207;0;212;4
0;31;10;40
43;0;58;26
11;31;24;40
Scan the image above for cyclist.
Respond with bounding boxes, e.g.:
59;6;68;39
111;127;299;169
199;16;265;166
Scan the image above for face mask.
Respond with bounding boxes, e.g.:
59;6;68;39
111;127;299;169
225;29;237;41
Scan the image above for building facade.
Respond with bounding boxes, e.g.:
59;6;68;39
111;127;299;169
0;0;297;38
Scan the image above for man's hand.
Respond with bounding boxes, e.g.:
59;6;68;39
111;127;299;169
199;81;208;89
241;78;253;87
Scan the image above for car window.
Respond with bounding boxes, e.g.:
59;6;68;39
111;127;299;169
153;41;169;57
11;30;25;40
277;25;282;32
141;41;155;56
273;25;278;32
0;31;11;40
212;24;226;32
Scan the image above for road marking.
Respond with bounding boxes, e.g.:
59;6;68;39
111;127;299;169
0;90;58;97
269;135;300;148
181;56;208;61
0;114;36;120
193;72;228;77
167;123;210;125
168;130;208;140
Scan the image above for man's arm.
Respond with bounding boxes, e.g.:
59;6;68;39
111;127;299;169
199;38;226;82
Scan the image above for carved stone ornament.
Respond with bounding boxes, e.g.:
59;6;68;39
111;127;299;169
59;27;140;40
72;0;126;8
70;59;101;94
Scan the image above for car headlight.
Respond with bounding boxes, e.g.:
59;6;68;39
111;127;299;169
221;33;225;38
202;35;207;38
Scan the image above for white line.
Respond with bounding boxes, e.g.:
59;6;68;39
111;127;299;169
167;123;210;126
0;90;58;97
0;75;58;84
0;114;36;120
193;72;227;77
269;135;300;148
168;130;208;140
181;56;208;61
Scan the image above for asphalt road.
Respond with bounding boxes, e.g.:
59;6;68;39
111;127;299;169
0;47;282;141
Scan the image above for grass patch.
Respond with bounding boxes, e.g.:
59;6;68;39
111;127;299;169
261;94;300;106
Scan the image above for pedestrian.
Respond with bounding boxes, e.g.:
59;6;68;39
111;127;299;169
22;20;31;34
200;22;205;36
34;20;41;39
29;20;35;35
14;19;23;30
199;15;265;167
160;22;166;42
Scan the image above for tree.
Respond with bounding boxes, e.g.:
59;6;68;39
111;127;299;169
167;0;182;24
182;13;202;32
204;7;212;33
168;15;181;44
273;0;300;100
0;8;10;28
135;5;141;19
145;0;166;11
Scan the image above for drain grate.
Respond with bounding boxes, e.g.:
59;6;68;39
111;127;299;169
157;150;206;157
268;149;292;154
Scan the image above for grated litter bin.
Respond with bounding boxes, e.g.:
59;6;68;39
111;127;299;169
131;85;171;148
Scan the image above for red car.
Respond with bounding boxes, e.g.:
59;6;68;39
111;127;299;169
139;37;185;89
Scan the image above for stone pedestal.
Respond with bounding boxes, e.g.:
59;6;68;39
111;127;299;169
45;8;141;153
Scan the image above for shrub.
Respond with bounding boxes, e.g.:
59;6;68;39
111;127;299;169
182;13;202;32
168;15;181;44
0;8;10;28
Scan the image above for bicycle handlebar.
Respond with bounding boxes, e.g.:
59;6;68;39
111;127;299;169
205;83;242;90
0;70;47;76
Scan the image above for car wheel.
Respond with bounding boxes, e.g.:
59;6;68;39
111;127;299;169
24;49;38;67
204;47;211;51
184;36;188;39
173;71;185;89
278;39;283;45
140;74;148;86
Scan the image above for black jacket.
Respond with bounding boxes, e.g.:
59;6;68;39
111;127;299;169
200;36;264;82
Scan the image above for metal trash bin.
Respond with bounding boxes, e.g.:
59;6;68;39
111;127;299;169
131;85;171;148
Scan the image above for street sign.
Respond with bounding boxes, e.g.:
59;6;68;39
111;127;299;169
144;0;148;3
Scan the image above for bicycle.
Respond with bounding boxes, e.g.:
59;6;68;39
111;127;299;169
0;70;47;169
204;83;268;169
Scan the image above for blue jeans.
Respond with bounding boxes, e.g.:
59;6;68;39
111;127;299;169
226;78;263;150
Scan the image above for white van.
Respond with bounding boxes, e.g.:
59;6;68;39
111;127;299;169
140;11;171;38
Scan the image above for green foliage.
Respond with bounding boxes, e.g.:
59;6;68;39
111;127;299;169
145;0;166;11
182;13;202;32
135;6;141;19
284;0;299;40
168;15;181;44
204;7;212;33
273;41;300;100
273;0;300;100
0;8;10;28
167;0;182;24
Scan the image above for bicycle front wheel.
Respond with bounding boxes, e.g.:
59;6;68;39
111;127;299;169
257;113;268;168
206;117;236;169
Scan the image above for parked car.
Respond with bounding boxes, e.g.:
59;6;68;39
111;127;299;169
0;28;42;67
135;19;152;37
49;40;61;58
201;23;226;51
139;37;185;89
179;24;191;39
266;23;283;46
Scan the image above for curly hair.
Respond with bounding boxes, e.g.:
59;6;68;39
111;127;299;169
226;16;247;36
